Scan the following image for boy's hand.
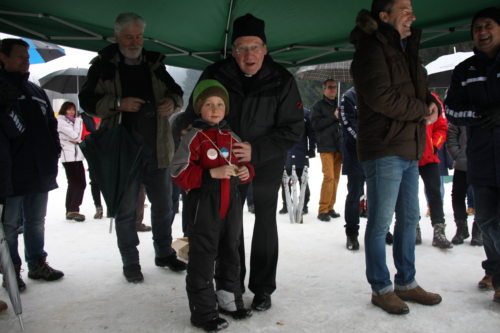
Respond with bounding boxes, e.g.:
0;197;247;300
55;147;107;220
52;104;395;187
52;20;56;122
236;166;250;182
210;165;237;179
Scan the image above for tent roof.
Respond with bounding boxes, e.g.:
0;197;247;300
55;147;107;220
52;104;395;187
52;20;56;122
0;0;496;70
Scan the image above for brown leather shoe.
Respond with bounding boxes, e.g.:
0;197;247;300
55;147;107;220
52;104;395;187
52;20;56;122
136;223;152;232
395;286;442;305
371;291;409;315
478;275;493;290
0;299;7;312
66;212;85;222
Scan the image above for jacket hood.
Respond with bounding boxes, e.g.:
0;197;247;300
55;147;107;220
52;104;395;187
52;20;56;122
349;9;421;47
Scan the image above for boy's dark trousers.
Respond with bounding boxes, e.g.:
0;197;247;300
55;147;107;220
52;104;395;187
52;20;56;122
186;178;243;325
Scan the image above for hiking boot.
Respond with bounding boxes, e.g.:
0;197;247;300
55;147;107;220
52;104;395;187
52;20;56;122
328;209;340;218
136;223;152;232
155;253;187;272
66;212;85;222
346;235;360;251
415;224;422;245
28;260;64;281
478;275;493;290
94;206;103;219
2;264;26;292
452;219;470;245
371;291;409;315
385;231;393;245
278;206;287;214
192;317;229;332
219;307;253;320
395;286;442;305
0;299;7;312
251;293;272;311
470;221;483;246
317;213;331;222
123;263;143;283
432;223;453;249
247;204;255;214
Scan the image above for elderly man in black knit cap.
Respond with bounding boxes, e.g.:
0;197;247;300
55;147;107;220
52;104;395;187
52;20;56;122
445;6;500;304
179;13;304;312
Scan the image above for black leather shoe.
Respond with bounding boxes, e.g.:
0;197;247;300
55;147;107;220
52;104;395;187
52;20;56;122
302;206;308;215
317;213;331;222
328;210;340;218
385;232;394;245
155;253;187;272
278;206;287;214
123;263;144;283
251;293;272;311
346;235;360;251
219;307;253;320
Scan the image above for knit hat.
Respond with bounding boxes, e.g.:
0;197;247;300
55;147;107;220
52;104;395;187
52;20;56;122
231;13;267;44
471;7;500;35
193;79;230;115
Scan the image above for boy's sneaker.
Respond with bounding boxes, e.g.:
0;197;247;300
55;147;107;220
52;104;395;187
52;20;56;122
192;317;228;332
123;263;143;283
155;253;187;272
371;291;409;315
395;286;442;305
28;260;64;281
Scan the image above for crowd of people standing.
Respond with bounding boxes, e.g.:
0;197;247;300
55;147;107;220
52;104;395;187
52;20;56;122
1;0;499;330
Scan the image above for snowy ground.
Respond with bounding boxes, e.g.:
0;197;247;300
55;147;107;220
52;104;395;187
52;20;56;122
1;157;499;333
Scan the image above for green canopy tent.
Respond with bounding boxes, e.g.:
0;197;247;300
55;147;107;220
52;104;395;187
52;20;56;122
0;0;496;70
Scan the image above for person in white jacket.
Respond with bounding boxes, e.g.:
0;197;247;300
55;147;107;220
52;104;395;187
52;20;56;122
57;101;86;221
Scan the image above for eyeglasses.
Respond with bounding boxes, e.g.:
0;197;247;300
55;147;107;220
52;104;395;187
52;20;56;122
234;44;265;55
325;85;337;89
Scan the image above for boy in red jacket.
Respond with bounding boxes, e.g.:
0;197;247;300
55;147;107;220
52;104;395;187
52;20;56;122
171;79;254;332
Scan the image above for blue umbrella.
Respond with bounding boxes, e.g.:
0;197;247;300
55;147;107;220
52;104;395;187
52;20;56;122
23;38;65;64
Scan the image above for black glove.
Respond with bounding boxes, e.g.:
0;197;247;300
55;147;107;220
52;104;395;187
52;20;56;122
478;106;500;129
307;150;316;158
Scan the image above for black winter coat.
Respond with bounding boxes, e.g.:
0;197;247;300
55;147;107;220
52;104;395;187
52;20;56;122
0;70;60;196
181;55;304;168
311;96;342;153
284;108;316;169
445;49;500;186
340;87;362;175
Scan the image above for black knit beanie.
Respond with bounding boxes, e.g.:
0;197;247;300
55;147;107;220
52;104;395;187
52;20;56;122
471;7;500;36
231;13;266;44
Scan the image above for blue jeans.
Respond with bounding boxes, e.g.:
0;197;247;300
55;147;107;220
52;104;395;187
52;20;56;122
2;192;49;270
115;164;174;266
362;156;419;294
472;186;500;283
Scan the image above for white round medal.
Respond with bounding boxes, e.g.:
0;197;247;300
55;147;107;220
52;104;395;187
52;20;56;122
207;148;218;160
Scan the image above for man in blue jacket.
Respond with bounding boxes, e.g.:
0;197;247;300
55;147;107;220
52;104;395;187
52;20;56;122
445;7;500;304
0;38;64;291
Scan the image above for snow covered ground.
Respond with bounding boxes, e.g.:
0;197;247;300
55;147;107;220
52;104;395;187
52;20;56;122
1;157;500;333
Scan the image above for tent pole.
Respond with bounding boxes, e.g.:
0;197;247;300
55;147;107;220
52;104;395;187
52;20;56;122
222;0;235;59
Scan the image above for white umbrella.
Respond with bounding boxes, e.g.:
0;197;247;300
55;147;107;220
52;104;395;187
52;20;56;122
425;52;473;88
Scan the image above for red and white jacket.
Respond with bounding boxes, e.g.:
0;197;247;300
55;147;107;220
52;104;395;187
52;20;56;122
419;93;448;166
171;120;254;219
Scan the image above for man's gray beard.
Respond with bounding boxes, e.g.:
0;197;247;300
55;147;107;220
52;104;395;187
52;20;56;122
119;46;143;62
